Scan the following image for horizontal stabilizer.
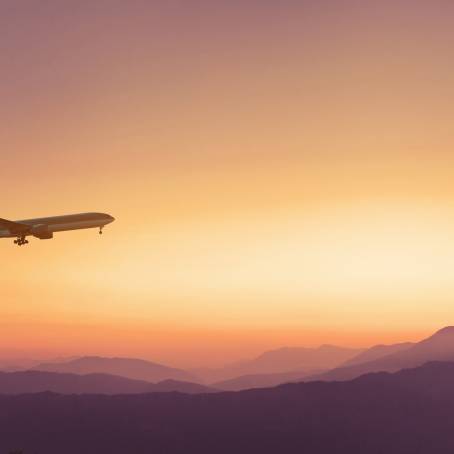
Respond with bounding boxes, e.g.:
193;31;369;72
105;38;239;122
0;218;30;234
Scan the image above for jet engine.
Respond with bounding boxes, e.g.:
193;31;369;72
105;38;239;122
31;224;53;240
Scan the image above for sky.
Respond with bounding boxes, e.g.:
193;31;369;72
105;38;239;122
1;0;454;367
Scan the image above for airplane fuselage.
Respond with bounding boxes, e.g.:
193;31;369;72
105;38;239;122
0;212;115;245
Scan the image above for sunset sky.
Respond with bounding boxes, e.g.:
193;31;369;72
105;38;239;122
1;0;454;367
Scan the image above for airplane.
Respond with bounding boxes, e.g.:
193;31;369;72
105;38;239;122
0;212;115;246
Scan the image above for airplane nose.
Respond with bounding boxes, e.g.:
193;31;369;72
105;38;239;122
109;216;115;223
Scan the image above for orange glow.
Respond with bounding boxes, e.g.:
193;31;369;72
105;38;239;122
2;2;454;367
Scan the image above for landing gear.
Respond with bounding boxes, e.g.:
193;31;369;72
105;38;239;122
99;227;103;235
14;236;29;246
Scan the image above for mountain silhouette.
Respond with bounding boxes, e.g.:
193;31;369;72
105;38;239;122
0;356;80;372
152;379;217;393
310;326;454;382
212;369;321;391
33;356;198;383
194;344;361;382
248;344;361;372
0;370;215;395
3;361;454;453
339;342;414;367
0;358;43;372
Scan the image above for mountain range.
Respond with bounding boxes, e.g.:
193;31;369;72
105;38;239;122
193;344;362;383
4;361;454;453
0;370;216;395
33;356;198;383
338;342;414;367
9;326;454;392
212;369;320;391
309;326;454;382
205;327;454;390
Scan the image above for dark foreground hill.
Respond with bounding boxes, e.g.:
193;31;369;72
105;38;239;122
0;370;215;395
3;362;454;454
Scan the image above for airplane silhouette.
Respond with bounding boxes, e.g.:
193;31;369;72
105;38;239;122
0;213;115;246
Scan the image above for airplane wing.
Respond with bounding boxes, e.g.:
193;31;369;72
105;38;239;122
0;218;30;234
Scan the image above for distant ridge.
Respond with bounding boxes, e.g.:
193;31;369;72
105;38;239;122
0;370;216;395
194;344;361;383
245;344;362;373
339;342;414;367
310;326;454;382
213;369;319;391
33;356;199;383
